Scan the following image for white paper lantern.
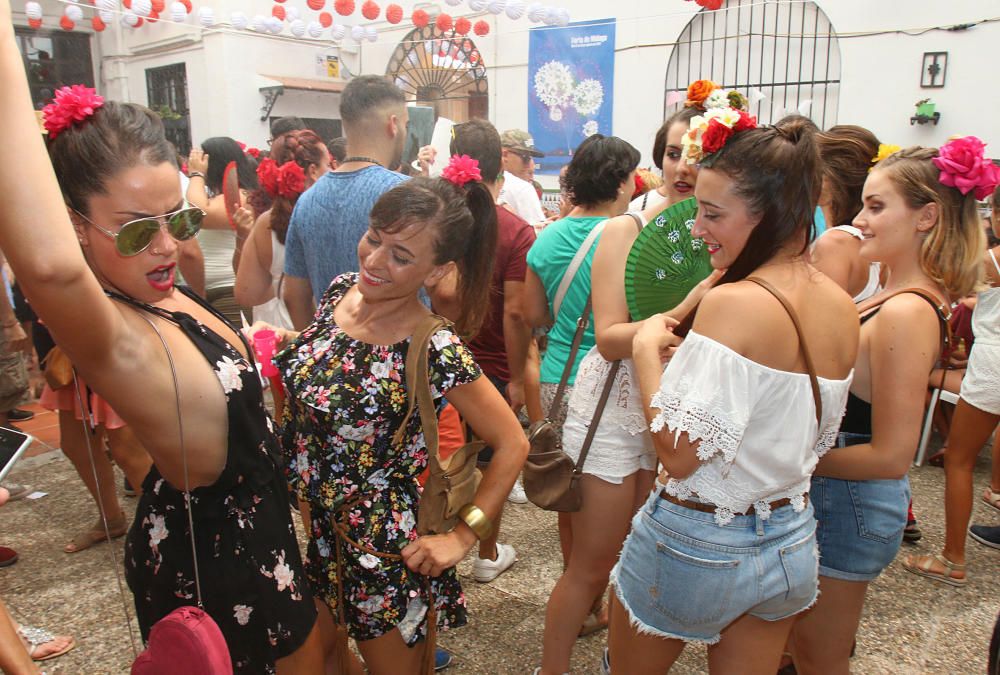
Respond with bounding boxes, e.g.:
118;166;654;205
468;0;488;10
230;11;247;29
487;0;506;14
542;7;558;25
526;3;546;22
99;8;113;22
250;14;266;31
330;23;347;40
285;6;300;21
265;16;283;33
505;0;525;19
306;20;322;37
133;0;151;17
122;10;140;26
365;25;377;41
198;7;215;27
169;2;187;22
289;18;306;36
95;0;116;11
24;1;42;20
556;7;569;25
65;4;83;22
350;24;365;41
444;0;461;5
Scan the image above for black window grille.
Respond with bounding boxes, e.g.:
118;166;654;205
664;0;840;129
15;27;94;110
386;24;488;121
146;63;192;155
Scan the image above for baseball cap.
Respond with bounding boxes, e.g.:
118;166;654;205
501;129;544;158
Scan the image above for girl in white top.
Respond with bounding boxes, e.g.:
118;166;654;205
608;117;858;673
235;130;330;331
811;125;884;303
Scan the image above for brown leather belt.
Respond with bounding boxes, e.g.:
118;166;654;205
659;490;807;515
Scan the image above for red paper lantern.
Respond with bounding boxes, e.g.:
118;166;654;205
151;0;164;11
318;11;332;26
411;8;428;28
179;0;191;13
123;0;131;7
272;5;286;20
361;0;379;20
454;16;470;35
134;16;144;26
28;17;42;28
147;9;158;22
473;19;489;36
91;15;106;31
385;3;402;23
274;0;286;2
333;0;353;15
59;15;75;30
435;12;453;32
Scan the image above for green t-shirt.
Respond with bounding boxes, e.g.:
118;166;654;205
526;216;606;385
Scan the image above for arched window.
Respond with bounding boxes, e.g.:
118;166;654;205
664;0;840;128
386;25;488;122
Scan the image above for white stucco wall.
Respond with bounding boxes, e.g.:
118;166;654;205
11;0;999;177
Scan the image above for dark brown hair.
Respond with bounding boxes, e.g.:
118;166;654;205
268;130;329;245
340;75;406;127
561;134;640;208
200;136;259;193
652;107;700;170
815;125;880;228
370;177;497;336
449;119;503;184
46;101;177;213
676;117;821;334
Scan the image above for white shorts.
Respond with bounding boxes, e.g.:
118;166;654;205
960;341;1000;416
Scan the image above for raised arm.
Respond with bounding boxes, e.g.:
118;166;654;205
0;10;127;370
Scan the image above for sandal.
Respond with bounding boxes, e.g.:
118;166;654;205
903;520;923;543
17;625;76;662
902;553;967;587
64;511;127;554
983;486;1000;513
578;608;608;637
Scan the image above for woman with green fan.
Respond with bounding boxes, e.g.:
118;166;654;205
609;115;859;672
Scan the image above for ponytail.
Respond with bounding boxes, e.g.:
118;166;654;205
453;181;497;337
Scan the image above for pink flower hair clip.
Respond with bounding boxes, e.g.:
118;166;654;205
441;154;482;188
932;136;1000;200
42;85;105;139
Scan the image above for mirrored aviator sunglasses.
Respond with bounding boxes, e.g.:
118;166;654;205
85;206;205;257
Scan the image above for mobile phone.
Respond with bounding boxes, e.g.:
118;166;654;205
0;426;31;484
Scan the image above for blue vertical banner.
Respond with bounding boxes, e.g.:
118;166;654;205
528;19;616;175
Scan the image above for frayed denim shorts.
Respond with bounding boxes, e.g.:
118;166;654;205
610;488;819;645
810;433;910;582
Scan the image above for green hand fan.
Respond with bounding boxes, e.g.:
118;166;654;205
625;197;713;321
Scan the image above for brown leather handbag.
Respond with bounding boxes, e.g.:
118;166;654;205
395;314;485;536
523;294;621;512
42;346;74;390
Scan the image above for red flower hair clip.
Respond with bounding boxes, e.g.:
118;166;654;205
441;154;482;188
276;161;306;198
256;158;280;196
932;136;1000;200
42;85;104;139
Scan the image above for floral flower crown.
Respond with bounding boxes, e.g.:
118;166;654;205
932;136;1000;201
441;154;481;188
684;79;749;113
870;144;901;172
42;85;104;140
681;107;757;166
257;158;306;199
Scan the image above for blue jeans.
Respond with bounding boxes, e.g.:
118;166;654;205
611;488;818;644
810;432;910;581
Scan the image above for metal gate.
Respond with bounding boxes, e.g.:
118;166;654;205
146;63;192;154
664;0;840;128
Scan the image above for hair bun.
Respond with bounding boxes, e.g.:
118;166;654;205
773;114;818;145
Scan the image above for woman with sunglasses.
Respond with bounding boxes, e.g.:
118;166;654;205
0;14;323;672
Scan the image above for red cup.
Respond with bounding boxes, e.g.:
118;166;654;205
252;329;279;377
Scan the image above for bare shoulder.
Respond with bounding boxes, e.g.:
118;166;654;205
871;291;942;334
692;281;769;352
812;228;859;256
601;212;643;241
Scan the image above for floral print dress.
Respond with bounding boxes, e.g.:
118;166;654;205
277;273;481;644
113;288;316;674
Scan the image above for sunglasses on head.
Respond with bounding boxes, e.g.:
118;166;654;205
73;205;205;257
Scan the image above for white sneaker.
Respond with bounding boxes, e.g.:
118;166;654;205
507;479;528;504
472;542;517;583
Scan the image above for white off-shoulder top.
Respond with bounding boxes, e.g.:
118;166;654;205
650;331;853;525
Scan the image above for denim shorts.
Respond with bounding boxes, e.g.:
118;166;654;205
810;432;910;582
610;489;819;645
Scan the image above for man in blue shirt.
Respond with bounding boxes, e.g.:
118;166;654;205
283;75;409;328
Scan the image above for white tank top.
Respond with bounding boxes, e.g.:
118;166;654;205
828;225;881;303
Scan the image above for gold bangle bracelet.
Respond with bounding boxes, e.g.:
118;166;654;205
457;504;493;540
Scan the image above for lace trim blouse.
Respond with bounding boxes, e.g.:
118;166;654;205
650;331;853;525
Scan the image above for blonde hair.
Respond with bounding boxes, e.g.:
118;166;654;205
874;146;985;298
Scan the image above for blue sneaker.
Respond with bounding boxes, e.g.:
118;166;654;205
602;646;610;674
970;524;1000;550
435;648;453;671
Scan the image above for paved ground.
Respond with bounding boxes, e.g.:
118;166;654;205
0;408;996;674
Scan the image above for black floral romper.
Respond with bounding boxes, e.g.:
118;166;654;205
114;288;316;674
277;273;481;644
